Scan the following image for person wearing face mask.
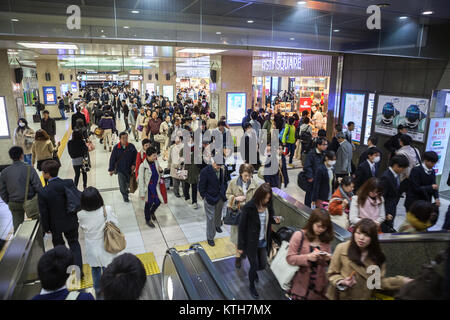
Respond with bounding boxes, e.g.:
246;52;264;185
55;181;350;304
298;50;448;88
328;176;354;230
14;118;35;165
327;218;412;300
311;151;336;209
226;164;259;269
138;147;163;228
349;177;386;229
354;149;381;192
358;136;383;170
286;209;334;300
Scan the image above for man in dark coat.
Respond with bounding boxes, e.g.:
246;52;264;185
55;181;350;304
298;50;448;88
198;159;229;247
108;132;137;202
40;110;56;146
380;155;409;232
71;106;87;129
354;148;381;192
303;137;328;207
38;160;83;272
358;135;383;172
404;151;440;211
384;124;407;159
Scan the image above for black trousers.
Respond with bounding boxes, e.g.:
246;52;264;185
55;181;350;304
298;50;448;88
183;182;198;204
247;247;267;287
73;165;87;189
150;133;161;154
52;228;83;271
144;202;160;221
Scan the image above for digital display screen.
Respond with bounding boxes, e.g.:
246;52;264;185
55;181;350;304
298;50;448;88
226;92;246;125
342;92;366;143
0;96;10;138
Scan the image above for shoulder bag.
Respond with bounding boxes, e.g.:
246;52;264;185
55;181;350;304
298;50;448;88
103;206;126;254
23;165;40;220
223;201;241;225
129;169;138;193
270;230;304;291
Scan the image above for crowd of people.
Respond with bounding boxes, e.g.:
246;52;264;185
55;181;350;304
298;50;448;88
0;83;449;300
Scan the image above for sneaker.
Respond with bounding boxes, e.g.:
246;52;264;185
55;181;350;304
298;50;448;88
124;197;129;203
255;274;259;283
249;286;259;299
207;239;215;247
151;213;157;221
215;227;223;233
104;145;106;150
235;257;241;269
146;220;155;228
192;203;198;209
109;147;112;152
174;193;181;198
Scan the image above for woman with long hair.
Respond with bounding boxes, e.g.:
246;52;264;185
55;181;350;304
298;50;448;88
349;177;386;229
328;176;354;229
286;209;334;300
68;129;89;190
14;118;35;165
326;218;412;299
238;183;282;298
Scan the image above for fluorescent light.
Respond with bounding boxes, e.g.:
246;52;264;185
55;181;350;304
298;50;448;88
112;69;120;72
101;35;106;38
123;26;130;29
101;29;104;32
11;18;19;22
297;1;307;4
178;48;226;54
216;32;222;35
17;42;78;50
422;11;433;15
333;29;340;32
247;20;254;23
399;16;408;20
289;37;295;40
131;10;140;14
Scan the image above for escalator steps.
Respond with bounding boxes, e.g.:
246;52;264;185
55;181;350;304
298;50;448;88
174;237;236;260
67;252;160;291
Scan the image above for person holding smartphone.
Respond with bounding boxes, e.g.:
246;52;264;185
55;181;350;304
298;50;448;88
326;218;413;300
286;209;334;300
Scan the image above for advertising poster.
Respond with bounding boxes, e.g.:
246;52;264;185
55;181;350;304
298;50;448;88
43;86;57;105
71;82;78;93
363;93;375;145
163;85;174;102
375;95;429;142
425;118;450;175
146;83;155;95
299;97;313;113
0;97;10;138
342;93;366;143
60;83;69;94
226;92;246;125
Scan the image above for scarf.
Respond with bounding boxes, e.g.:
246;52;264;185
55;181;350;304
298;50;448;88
339;186;353;203
236;176;251;190
406;212;432;231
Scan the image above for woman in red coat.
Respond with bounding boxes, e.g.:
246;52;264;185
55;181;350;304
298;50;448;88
286;208;334;300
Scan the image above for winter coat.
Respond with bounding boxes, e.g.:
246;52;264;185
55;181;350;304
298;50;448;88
138;159;163;203
99;116;116;131
225;177;258;211
198;165;228;205
335;140;353;175
396;145;421;180
14;127;35;154
32;139;54;165
168;143;184;179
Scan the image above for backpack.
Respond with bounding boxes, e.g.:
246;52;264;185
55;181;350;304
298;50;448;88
279;125;290;142
299;126;312;144
64;182;82;214
272;226;297;246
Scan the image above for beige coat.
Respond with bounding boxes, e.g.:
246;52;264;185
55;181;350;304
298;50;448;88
226;177;259;210
207;118;218;130
167;143;184;179
32;139;54;165
14;127;35;154
326;240;406;300
138;159;163;203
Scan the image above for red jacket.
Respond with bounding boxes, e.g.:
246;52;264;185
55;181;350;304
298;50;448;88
82;107;90;124
135;149;145;179
286;230;331;300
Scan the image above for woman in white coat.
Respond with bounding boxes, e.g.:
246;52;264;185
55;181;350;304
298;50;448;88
138;146;164;228
77;187;121;295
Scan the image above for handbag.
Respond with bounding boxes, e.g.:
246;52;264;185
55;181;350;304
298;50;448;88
270;230;304;291
159;179;168;204
153;134;165;143
223;203;241;225
103;206;126;254
94;127;104;139
129;170;138;193
137;124;143;132
297;170;309;191
175;167;188;180
23;165;40;220
86;140;95;152
81;155;91;173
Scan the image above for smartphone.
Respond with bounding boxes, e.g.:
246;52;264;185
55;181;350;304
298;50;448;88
274;216;284;222
318;251;328;255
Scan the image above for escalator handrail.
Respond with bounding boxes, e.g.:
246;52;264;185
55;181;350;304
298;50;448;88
379;230;450;242
166;248;201;300
189;244;236;300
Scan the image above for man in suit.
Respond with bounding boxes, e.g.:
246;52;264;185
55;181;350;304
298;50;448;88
303;137;328;207
32;246;94;300
344;121;356;151
405;151;440;211
380;155;409;232
38;160;83;272
354;148;381;192
384;124;408;160
358;135;383;172
335;132;353;179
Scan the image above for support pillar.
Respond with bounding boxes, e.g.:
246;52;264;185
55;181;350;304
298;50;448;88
157;61;176;102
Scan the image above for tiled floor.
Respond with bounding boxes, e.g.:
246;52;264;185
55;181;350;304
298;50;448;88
1;106;447;272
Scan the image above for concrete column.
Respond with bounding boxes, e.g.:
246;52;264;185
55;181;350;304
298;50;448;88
142;67;157;98
158;61;176;102
35;59;61;103
0;49;21;165
210;55;253;120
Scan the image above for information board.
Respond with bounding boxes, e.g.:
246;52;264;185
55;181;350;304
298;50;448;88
425;118;450;175
342;92;366;143
226;92;246;125
71;82;78;93
43;86;57;105
0;97;10;138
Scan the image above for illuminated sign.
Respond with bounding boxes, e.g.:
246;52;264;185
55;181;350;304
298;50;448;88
0;96;10;138
261;53;303;72
43;86;57;104
426;118;450;175
226;92;246;125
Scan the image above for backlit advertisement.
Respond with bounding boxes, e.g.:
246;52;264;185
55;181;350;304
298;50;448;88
342;92;366;143
0;96;10;138
60;83;69;94
43;86;57;104
425;118;450;175
226;92;246;125
71;82;78;92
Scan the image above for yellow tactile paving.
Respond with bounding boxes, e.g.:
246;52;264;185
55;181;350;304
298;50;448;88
67;251;160;291
174;237;236;261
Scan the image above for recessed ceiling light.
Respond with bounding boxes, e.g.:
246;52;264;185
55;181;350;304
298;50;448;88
17;42;78;50
297;1;307;4
123;26;129;29
216;32;222;35
101;29;104;33
34;55;39;58
399;16;408;20
289;37;295;40
131;10;140;14
11;18;19;22
247;20;254;23
101;35;106;38
333;29;340;32
178;48;226;54
422;11;434;15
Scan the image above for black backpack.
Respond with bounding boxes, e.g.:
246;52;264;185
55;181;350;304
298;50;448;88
272;226;297;246
64;182;82;214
